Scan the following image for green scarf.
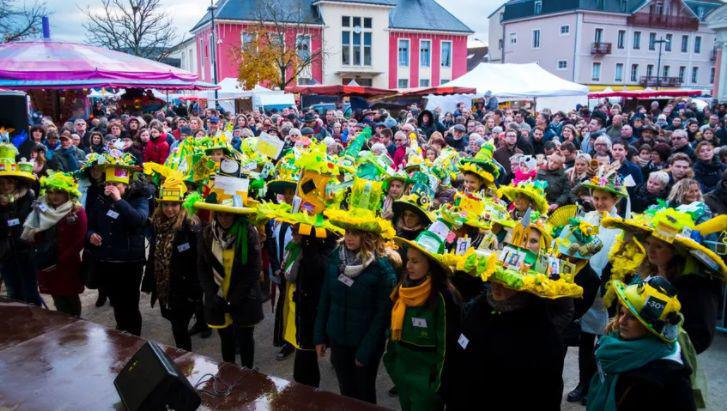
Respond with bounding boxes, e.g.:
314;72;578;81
588;332;676;411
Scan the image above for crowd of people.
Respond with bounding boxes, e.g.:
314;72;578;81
1;94;727;411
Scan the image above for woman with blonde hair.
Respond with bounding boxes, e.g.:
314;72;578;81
667;178;703;205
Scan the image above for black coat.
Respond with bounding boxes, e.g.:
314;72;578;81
631;183;665;213
693;157;726;193
0;188;35;260
673;274;721;354
142;220;201;312
449;292;564;411
85;188;149;263
614;358;696;411
197;222;264;327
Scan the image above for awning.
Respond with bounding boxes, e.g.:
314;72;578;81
285;84;396;97
398;86;477;97
0;79;218;91
588;89;703;99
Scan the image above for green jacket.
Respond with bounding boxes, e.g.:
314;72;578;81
314;246;397;365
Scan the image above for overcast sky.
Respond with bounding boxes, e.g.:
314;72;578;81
43;0;499;45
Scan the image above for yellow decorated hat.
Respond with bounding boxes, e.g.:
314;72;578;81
40;171;80;198
458;142;499;187
438;191;491;231
100;149;138;184
498;180;549;215
395;219;455;275
267;152;300;195
509;209;553;252
612;277;683;343
324;177;395;239
0;143;36;182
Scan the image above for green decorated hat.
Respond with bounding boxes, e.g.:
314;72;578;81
324;177;395;239
0;143;36;182
395;219;454;275
499;179;549;215
555;218;603;260
40;172;81;198
458;142;499;187
612;277;683;343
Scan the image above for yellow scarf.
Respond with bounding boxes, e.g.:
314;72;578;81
390;276;432;341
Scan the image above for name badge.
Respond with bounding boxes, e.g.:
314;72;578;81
412;317;428;328
106;210;119;219
6;218;19;227
38;203;49;212
177;243;191;252
338;274;354;287
458;333;469;349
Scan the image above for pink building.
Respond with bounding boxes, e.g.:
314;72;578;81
489;0;722;91
190;0;472;89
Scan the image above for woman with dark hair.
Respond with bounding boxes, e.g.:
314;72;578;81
88;131;105;154
384;221;461;411
19;125;46;159
693;141;726;193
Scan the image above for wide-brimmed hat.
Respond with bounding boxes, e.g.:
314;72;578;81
40;172;80;198
324;177;395;239
267;153;299;195
0;144;36;183
101;149;138;184
554;218;603;260
188;191;256;216
612;277;683;343
393;193;434;227
438;191;491;231
458;142;499;187
499;180;549;215
395;219;454;275
578;170;628;198
509;209;553;252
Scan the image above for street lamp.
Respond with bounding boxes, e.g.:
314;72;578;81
654;37;670;89
208;0;219;103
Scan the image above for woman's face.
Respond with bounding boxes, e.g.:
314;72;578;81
697;144;714;162
46;190;69;207
387;180;405;199
92;134;102;145
513;194;532;213
111;125;121;136
684;183;701;204
402;209;421;229
524;229;542;253
688;123;699;133
139;130;150;143
703;130;715;141
617;304;649;340
161;202;181;219
490;282;517;301
237;117;247;127
344;230;362;252
150;129;161;139
405;247;430;280
592;189;618;212
462;173;484;192
32;129;43;141
644;236;674;268
574;158;587;175
646;176;666;195
486;118;495;128
0;177;17;194
426;148;437;161
650;151;662;164
215;212;236;229
195;130;206;139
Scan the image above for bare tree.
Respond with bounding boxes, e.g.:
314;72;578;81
0;0;48;42
237;0;325;89
82;0;177;61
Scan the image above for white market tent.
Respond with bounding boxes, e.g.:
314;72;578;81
203;78;295;112
426;63;589;113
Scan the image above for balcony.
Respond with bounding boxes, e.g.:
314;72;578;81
591;42;612;55
627;14;699;31
639;76;682;87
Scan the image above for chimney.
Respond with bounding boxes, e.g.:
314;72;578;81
42;16;50;39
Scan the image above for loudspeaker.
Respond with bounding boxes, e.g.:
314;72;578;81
114;341;201;411
0;91;28;131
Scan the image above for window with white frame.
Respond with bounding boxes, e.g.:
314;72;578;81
557;60;567;70
679;66;686;83
441;78;450;84
241;32;257;51
560;25;570;35
649;32;656;50
630;64;638;82
617;30;625;49
615;63;623;82
498;39;503;50
341;16;372;66
419;79;430;87
665;34;672;51
441;41;452;68
398;78;409;88
694;36;701;53
420;40;431;68
592;62;601;81
398;39;409;67
647;64;654;77
532;29;541;48
691;66;698;83
681;35;688;52
509;32;517;44
296;34;314;85
534;0;542;14
633;31;641;49
594;28;603;43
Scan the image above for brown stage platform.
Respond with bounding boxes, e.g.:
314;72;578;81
0;297;387;410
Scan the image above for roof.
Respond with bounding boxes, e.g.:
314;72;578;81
502;0;722;22
192;0;323;32
312;0;396;5
389;0;473;33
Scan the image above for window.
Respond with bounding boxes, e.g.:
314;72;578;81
591;62;601;81
534;0;542;14
665;34;672;51
296;34;313;84
649;32;656;50
419;79;430;87
397;79;408;88
691;67;698;83
617;30;625;49
498;39;503;50
560;25;570;35
342;15;373;66
441;41;452;68
241;32;257;51
633;31;641;49
594;28;603;43
532;29;541;48
681;35;688;52
679;66;686;83
647;64;654;77
509;32;517;44
420;40;431;67
662;65;669;77
630;64;638;82
557;60;567;70
398;39;409;67
710;67;715;84
615;63;623;82
694;36;701;53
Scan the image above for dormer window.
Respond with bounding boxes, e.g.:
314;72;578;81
534;1;542;15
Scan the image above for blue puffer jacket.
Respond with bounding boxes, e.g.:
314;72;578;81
85;187;150;263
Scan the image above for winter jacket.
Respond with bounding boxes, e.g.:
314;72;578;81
613;357;696;411
142;220;201;311
704;184;727;215
449;292;564;411
617;159;644;185
536;167;571;206
0;189;35;260
144;136;170;164
197;222;264;327
417;110;445;139
85;188;149;263
445;134;468;152
693;157;726;193
314;247;397;366
673;273;721;354
35;205;87;296
631;183;666;213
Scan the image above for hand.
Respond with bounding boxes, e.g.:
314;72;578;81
89;233;103;246
104;185;121;201
355;359;364;367
316;344;327;358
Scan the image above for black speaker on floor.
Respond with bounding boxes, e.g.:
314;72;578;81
114;341;201;411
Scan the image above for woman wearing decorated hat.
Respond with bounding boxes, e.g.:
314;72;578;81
499;179;549;220
0;143;41;304
141;174;200;351
381;170;411;220
314;178;399;403
457;142;500;194
587;277;695;411
20;172;86;316
195;191;264;368
568;169;628;405
85;151;149;335
449;235;582;411
384;219;462;411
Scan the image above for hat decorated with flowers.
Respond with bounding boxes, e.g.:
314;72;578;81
267;152;300;195
554;218;603;260
578;168;628;198
40;172;80;198
324;177;395;239
458;142;499;187
499;179;549;215
438;191;491;231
